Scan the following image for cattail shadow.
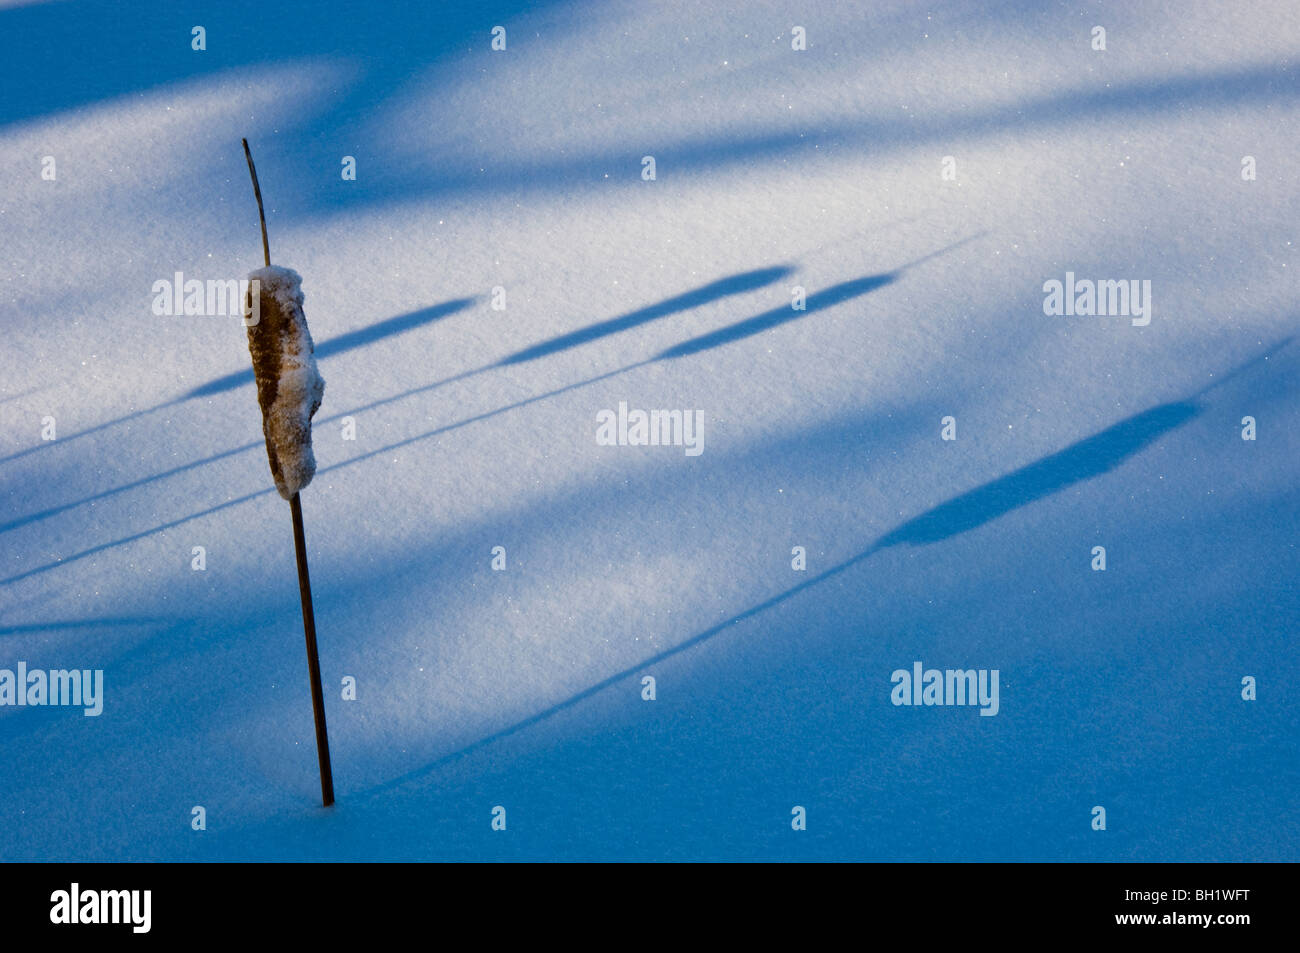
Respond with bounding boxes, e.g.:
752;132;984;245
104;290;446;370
0;268;790;535
358;338;1289;795
0;297;476;514
183;298;476;400
323;264;798;422
497;266;795;366
361;398;1196;793
658;272;896;359
873;402;1200;549
656;233;983;361
0;616;176;637
0;242;965;538
0;386;47;406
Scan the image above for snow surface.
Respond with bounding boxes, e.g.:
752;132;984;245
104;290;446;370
245;265;324;500
0;0;1297;861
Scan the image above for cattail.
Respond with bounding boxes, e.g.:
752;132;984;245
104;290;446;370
244;265;325;500
241;137;334;808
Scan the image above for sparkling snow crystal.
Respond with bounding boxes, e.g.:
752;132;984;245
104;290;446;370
244;265;325;500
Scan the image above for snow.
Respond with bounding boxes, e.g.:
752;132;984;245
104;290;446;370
0;0;1297;861
245;265;324;500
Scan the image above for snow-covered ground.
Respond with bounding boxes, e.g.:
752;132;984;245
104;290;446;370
1;0;1296;860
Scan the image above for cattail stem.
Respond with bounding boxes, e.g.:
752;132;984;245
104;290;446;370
291;492;334;807
241;138;271;268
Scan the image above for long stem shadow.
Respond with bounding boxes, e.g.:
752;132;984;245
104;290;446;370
0;616;176;636
1;267;792;534
0;440;267;535
874;402;1200;548
297;264;798;430
658;273;895;359
356;338;1290;797
182;298;476;400
0;299;475;468
498;266;795;366
1;360;652;583
656;234;982;360
0;386;47;406
0;244;960;574
220;241;949;481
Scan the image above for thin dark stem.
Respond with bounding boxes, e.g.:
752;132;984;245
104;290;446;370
241;137;271;267
291;492;334;807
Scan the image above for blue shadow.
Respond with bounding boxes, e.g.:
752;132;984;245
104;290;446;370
0;297;475;470
7;2;1292;225
497;266;794;366
874;401;1201;548
0;266;787;536
184;297;475;399
0;616;176;636
658;272;895;359
654;235;981;361
0;0;568;128
282;264;800;423
360;370;1260;797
